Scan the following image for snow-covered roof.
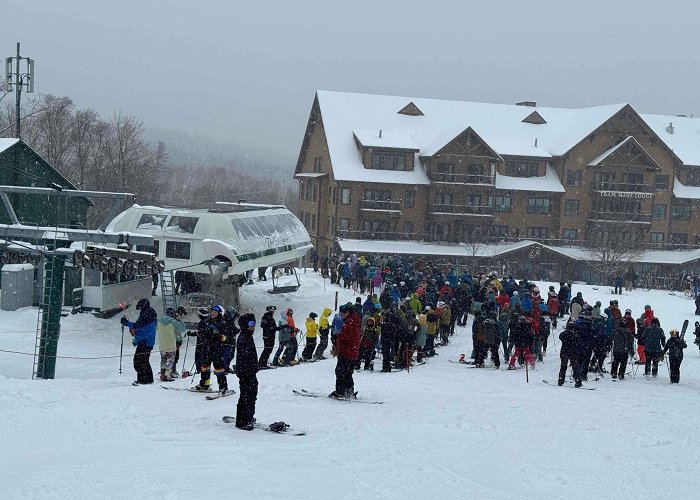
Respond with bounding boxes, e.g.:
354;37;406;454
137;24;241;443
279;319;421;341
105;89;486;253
0;138;20;155
495;164;565;192
352;129;419;151
337;238;700;265
673;177;700;200
294;172;327;178
641;113;700;166
317;90;630;185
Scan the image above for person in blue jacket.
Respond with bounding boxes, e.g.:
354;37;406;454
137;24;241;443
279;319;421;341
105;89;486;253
122;298;158;385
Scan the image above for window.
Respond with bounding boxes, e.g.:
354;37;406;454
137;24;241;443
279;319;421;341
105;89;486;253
464;195;482;206
165;241;191;260
364;189;391;201
371;152;406;171
527;197;551;214
526;227;548;239
625;172;644;185
341;188;351;205
304;181;311;201
652;203;667;220
137;213;167;230
494;195;511;213
654;175;669;191
650;232;665;244
166;216;199;234
312;184;318;202
488;225;509;237
403;221;414;235
362;220;390;232
303;212;310;227
435;192;453;212
436;163;456;182
562;228;578;240
566;170;582;186
687;171;700;186
671;203;691;220
505;160;539;177
136;240;160;257
313;157;322;173
338;218;350;231
466;164;484;175
332;187;337;204
311;213;316;230
669;233;688;245
404;190;415;208
564;199;580;216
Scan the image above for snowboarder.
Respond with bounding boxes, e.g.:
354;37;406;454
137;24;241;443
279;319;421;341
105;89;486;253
122;298;157;385
558;323;583;387
235;313;259;430
661;328;687;384
642;317;666;379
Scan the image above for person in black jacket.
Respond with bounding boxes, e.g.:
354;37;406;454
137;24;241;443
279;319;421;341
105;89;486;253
661;328;687;383
381;308;401;372
610;318;634;380
558;324;583;387
258;306;278;367
194;305;229;394
235;313;259;430
642;317;666;379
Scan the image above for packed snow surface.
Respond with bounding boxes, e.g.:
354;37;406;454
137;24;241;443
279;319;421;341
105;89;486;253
1;271;699;499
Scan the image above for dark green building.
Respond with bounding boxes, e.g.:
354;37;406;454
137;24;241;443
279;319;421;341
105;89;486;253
0;138;90;227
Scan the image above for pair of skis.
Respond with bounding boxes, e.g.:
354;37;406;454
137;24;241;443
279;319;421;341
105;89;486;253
160;385;236;400
292;389;385;404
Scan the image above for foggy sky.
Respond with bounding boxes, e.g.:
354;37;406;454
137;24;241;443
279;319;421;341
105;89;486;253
3;0;700;164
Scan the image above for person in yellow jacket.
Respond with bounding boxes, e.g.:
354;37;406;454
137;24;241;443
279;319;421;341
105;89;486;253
301;312;319;361
314;307;332;360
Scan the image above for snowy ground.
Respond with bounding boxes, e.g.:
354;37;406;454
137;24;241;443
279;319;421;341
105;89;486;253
2;270;700;499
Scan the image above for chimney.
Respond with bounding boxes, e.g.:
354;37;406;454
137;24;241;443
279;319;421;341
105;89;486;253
516;101;536;107
666;122;674;134
534;138;538;147
379;129;382;138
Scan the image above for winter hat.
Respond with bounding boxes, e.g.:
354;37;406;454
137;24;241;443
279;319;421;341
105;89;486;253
198;307;209;319
437;301;445;307
625;309;632;314
513;291;519;296
136;298;150;310
211;304;224;314
644;305;651;310
166;307;176;318
309;312;318;319
266;305;276;312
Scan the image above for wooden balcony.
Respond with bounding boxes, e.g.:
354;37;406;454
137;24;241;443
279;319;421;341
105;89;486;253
587;211;652;224
431;204;494;216
590;181;654;194
359;199;402;214
432;173;495;185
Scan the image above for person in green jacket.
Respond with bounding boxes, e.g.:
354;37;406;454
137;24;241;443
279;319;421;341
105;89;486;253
157;307;187;381
497;307;511;363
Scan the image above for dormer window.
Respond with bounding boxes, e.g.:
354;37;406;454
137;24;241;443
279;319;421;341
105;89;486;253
505;160;539;177
522;111;547;124
371;152;406;171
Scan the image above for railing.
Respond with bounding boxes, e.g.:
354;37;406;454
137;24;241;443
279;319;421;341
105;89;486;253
359;199;402;212
336;229;426;241
432;204;494;216
590;181;654;193
433;173;495;185
587;211;652;223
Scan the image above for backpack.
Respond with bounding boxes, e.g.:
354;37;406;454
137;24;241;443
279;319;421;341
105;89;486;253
483;318;498;345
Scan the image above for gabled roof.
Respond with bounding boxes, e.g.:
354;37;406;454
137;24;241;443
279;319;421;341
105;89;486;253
522;111;547;124
353;129;419;151
641;113;700;166
495;164;565;192
588;136;662;170
397;102;424;116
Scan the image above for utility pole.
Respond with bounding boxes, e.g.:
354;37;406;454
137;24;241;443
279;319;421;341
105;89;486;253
5;42;35;139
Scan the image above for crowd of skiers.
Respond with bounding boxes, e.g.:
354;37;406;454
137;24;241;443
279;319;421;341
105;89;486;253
121;252;697;429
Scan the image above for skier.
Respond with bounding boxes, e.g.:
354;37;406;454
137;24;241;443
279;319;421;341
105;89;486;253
610;318;634;380
235;313;259;430
301;312;319;361
314;307;332;360
358;316;379;370
642;317;666;379
380;307;401;371
258;305;278;367
156;307;187;381
194;305;229;394
508;315;535;370
574;308;595;381
558;322;583;387
482;313;500;368
330;303;361;398
122;298;158;385
222;307;240;373
661;328;687;383
439;300;451;346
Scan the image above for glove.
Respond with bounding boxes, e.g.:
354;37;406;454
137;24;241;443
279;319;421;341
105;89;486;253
331;344;338;357
120;316;129;327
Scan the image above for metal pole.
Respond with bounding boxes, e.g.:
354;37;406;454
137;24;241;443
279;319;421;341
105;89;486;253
15;42;21;139
119;325;125;374
36;254;65;379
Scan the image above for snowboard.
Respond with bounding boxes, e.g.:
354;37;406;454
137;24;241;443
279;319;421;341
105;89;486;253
205;389;237;400
542;379;595;390
292;389;385;404
681;319;690;338
221;416;306;436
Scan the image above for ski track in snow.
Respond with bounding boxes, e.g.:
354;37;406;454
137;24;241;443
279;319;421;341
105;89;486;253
1;272;699;499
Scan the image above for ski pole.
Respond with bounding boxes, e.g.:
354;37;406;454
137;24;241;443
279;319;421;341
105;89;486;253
119;325;125;375
181;334;190;374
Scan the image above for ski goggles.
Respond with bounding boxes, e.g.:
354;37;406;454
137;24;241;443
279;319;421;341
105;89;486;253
247;320;256;328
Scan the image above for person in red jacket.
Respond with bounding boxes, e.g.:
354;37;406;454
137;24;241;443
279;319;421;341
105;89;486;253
329;302;361;399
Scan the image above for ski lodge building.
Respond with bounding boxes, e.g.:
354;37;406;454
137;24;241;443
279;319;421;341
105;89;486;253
294;91;700;282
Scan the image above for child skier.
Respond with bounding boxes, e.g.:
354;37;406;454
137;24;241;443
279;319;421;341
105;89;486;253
358;316;379;370
156;307;187;381
314;307;332;359
302;312;319;361
661;328;687;383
